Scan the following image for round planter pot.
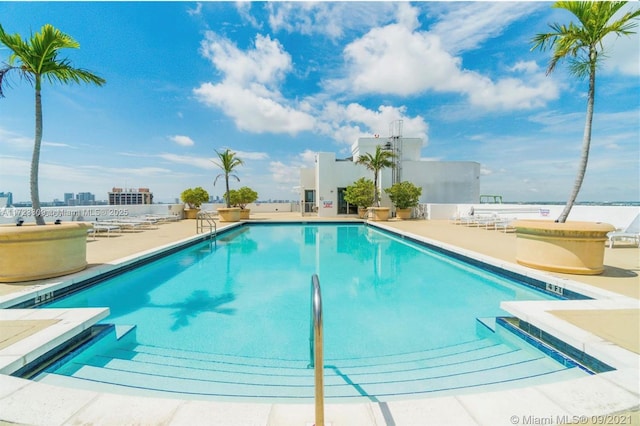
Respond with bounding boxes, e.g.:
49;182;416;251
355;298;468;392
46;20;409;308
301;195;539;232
513;220;615;275
370;207;390;222
239;209;250;220
357;207;368;219
218;207;241;222
184;208;200;219
395;208;412;220
0;222;91;282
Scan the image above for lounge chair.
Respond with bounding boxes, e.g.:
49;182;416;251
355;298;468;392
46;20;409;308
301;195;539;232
607;213;640;248
88;223;121;239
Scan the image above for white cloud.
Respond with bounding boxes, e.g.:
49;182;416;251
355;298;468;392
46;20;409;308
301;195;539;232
157;153;215;170
231;150;270;161
169;135;195;147
200;32;291;88
195;32;316;135
428;2;544;54
267;2;398;40
194;82;315;134
186;2;202;16
335;4;558;111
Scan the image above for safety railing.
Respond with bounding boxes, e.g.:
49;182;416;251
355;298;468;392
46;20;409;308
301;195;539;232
196;211;217;238
308;274;324;426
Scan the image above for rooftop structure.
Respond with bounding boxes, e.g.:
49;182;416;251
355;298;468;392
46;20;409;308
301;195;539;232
301;126;480;217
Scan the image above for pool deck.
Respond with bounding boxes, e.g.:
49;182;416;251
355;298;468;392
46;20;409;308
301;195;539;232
0;213;638;425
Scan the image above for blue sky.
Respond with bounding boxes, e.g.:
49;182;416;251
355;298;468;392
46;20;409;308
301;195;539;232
1;1;638;204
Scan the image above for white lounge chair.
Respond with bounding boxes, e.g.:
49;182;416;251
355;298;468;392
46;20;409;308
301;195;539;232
607;213;640;248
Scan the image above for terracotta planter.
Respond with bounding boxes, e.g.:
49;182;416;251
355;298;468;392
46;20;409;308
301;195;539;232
513;220;615;275
0;222;91;282
395;208;412;220
370;207;390;222
218;207;241;222
184;208;200;219
239;209;250;220
358;207;368;219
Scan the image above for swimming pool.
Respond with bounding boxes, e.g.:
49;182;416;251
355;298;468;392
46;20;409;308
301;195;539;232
35;223;588;401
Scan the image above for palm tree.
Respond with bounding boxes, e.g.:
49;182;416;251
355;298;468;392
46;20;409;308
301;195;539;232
0;24;105;225
213;149;244;208
356;145;396;207
532;1;640;223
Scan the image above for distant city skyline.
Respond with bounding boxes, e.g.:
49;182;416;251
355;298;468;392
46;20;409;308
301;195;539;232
1;2;638;204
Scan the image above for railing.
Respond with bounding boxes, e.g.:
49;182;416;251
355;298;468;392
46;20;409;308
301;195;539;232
308;274;324;426
196;211;217;238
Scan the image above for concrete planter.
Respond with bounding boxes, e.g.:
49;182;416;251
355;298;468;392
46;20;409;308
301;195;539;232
370;207;390;222
184;208;200;219
0;222;91;282
239;209;251;220
218;207;241;222
357;207;368;219
395;208;412;220
513;220;615;275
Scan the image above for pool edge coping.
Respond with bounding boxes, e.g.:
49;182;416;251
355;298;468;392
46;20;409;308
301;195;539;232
0;220;638;425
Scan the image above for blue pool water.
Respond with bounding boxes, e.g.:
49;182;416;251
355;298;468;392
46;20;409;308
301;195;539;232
37;223;587;401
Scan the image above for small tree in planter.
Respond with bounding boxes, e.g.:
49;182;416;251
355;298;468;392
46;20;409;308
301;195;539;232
344;178;375;218
180;187;209;219
385;181;422;219
227;186;258;219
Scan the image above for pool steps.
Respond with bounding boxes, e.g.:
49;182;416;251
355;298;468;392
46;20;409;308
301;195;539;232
34;321;587;402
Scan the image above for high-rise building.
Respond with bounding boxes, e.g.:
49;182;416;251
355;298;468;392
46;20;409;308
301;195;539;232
64;193;74;205
76;192;95;205
0;191;13;207
108;187;153;205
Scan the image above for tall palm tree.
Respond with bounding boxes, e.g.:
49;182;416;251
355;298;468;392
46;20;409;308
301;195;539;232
0;24;105;225
213;149;244;208
356;145;396;207
532;1;639;223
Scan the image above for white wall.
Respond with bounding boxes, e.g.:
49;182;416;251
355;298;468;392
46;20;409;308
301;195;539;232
403;161;480;204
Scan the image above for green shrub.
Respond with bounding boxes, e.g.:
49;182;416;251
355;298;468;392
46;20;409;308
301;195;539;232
226;186;258;209
180;187;209;209
385;181;422;209
344;178;375;208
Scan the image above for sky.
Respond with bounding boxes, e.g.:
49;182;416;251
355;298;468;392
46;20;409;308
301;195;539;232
0;1;638;204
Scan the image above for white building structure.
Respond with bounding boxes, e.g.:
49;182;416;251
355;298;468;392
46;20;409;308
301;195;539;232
300;135;480;218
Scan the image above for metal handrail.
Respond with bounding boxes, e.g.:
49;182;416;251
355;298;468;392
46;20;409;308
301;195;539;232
196;211;217;238
309;274;324;426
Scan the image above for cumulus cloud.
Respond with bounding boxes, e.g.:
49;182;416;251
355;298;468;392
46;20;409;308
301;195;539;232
194;32;315;135
316;102;429;146
334;3;558;110
169;135;195;147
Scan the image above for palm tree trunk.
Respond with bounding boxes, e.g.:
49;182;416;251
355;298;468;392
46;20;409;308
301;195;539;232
32;83;45;225
557;54;596;223
374;171;380;207
225;176;231;208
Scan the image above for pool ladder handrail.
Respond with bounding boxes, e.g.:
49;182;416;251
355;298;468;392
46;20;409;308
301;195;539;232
309;274;324;426
196;211;217;239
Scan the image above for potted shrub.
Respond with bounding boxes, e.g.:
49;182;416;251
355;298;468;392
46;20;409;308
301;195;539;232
180;187;209;219
344;178;375;219
228;187;258;220
213;149;244;222
0;24;105;282
385;181;422;220
513;2;637;275
356;145;396;221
